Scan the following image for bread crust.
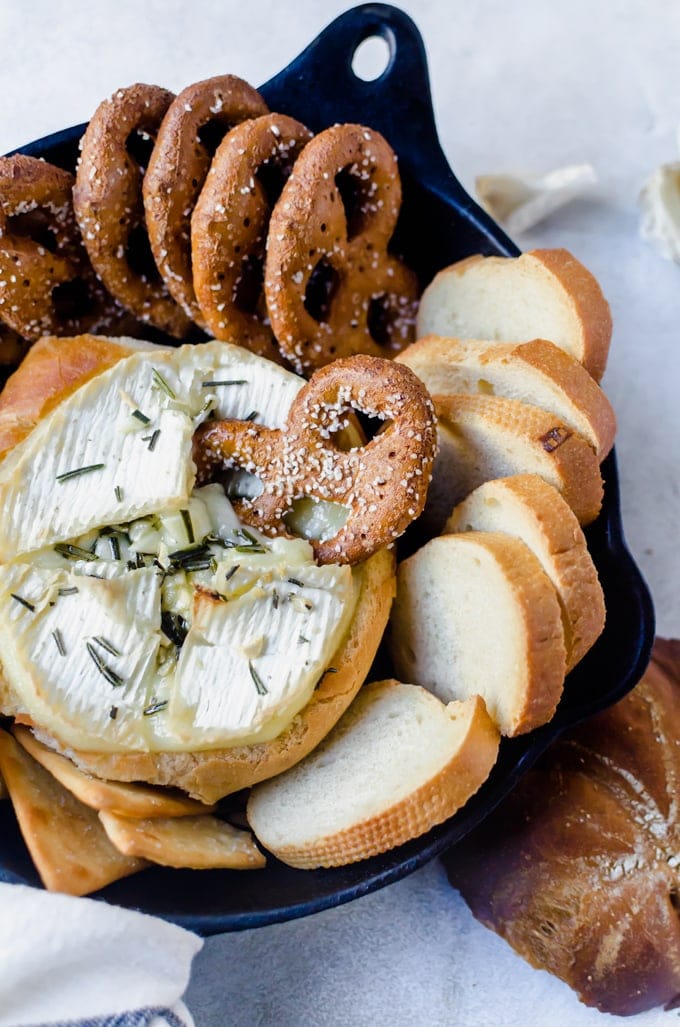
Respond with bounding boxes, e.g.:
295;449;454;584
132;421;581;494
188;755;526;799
247;685;500;868
397;335;616;459
416;248;612;381
69;547;396;802
445;475;605;671
390;532;566;736
445;639;680;1016
433;393;603;525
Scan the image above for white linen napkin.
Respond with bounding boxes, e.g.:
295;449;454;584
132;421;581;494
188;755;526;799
0;884;202;1027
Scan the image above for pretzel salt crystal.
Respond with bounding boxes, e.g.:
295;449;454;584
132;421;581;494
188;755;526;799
192;113;312;362
264;124;418;375
0;155;115;342
193;355;436;564
144;75;269;325
74;84;192;338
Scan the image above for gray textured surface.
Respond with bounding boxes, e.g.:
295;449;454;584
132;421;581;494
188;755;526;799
1;1;679;1023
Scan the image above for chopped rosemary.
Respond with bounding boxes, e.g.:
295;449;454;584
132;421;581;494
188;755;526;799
299;635;310;644
244;410;259;421
181;557;215;573
224;564;240;581
110;705;118;720
85;641;124;687
115;485;123;502
54;542;98;562
151;367;176;399
135;552;145;569
10;592;35;612
160;611;189;648
143;698;168;716
58;586;79;596
52;629;66;656
235;543;267;554
168;542;210;566
326;667;338;674
272;591;279;610
109;535;121;561
287;577;304;588
56;463;105;483
180;508;194;544
131;408;151;425
249;660;268;696
237;527;262;546
201;379;247;388
142;428;161;452
92;635;122;658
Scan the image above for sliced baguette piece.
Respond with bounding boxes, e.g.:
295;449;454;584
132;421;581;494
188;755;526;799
426;393;603;534
247;681;500;869
99;811;266;870
389;533;566;736
397;336;616;460
445;475;605;671
416;249;612;381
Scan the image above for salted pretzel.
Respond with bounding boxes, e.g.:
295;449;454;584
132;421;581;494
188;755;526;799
0;155;117;341
264;124;419;375
192;113;312;362
144;75;269;326
193;355;436;564
74;84;192;338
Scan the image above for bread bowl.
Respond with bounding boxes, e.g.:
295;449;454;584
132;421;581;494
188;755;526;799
0;334;397;804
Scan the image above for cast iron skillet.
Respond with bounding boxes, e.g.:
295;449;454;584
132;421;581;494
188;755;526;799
0;4;654;933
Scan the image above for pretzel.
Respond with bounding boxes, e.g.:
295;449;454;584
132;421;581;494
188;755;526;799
74;83;192;338
192;113;312;362
264;124;419;375
143;75;269;326
0;155;117;341
193;355;436;564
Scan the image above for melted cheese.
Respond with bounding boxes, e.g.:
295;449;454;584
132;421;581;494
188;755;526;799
0;340;359;753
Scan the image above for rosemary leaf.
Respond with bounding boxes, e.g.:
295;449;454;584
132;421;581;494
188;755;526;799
10;593;35;612
143;698;168;716
56;463;105;483
152;367;176;399
249;660;268;696
201;379;248;388
52;629;66;656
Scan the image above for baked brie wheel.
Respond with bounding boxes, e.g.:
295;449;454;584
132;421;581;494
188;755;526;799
0;335;395;803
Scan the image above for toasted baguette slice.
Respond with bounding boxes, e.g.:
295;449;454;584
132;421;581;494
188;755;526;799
0;728;145;895
390;533;566;736
445;476;605;671
397;336;615;460
426;393;603;534
99;811;266;870
247;681;500;869
416;249;612;381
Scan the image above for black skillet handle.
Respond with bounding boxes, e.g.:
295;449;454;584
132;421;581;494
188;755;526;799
261;3;517;258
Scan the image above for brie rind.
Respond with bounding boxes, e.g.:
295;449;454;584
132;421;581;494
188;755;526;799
0;339;302;561
0;340;359;753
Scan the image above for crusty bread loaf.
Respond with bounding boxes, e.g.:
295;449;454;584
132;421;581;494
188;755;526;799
247;680;500;868
389;532;566;736
397;336;615;460
445;639;680;1017
425;393;603;534
445;475;605;671
416;249;612;381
